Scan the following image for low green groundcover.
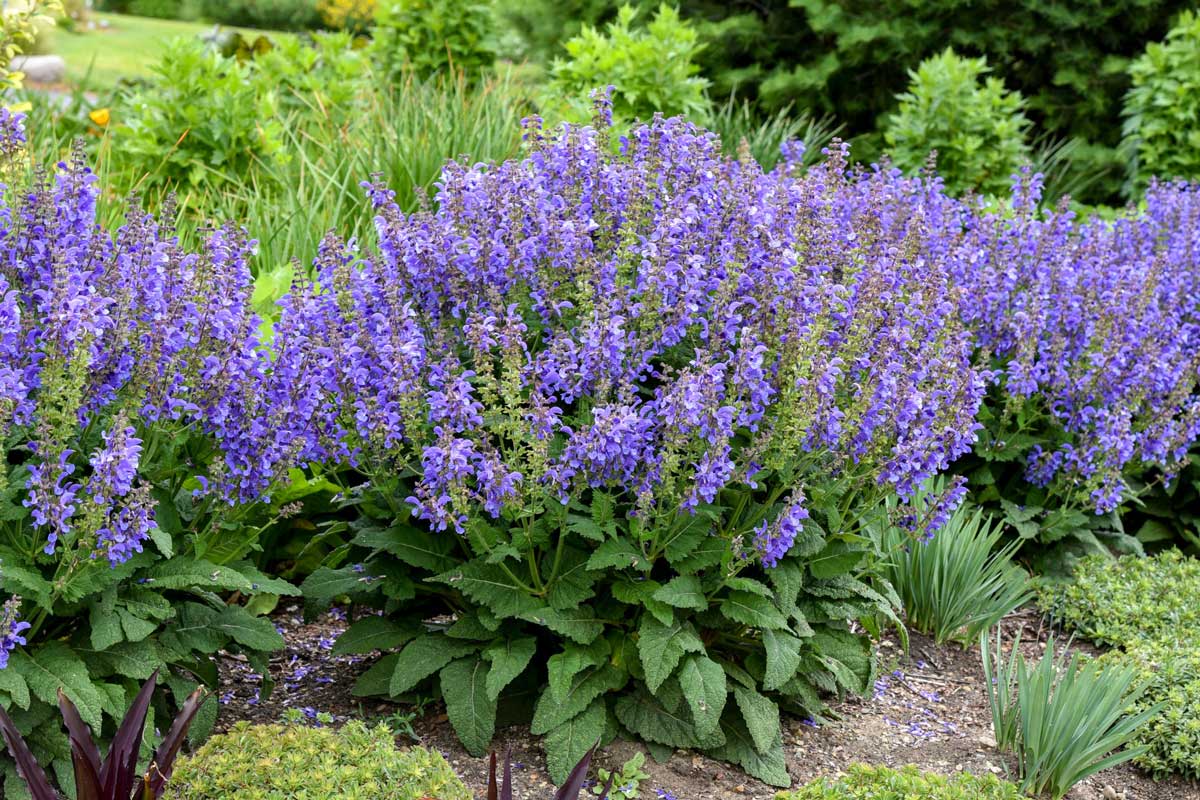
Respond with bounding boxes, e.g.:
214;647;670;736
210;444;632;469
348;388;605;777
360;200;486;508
777;764;1023;799
1040;550;1200;779
167;721;471;799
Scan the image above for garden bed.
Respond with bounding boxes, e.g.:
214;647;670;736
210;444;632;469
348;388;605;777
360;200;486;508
214;606;1199;800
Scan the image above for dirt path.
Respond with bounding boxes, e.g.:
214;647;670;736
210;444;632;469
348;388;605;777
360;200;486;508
212;606;1198;800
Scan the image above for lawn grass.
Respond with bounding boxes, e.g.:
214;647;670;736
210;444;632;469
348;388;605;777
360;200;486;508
46;12;289;88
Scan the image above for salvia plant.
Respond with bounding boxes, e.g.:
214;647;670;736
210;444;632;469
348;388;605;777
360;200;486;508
954;170;1200;561
295;93;986;786
0;114;315;794
0;670;206;800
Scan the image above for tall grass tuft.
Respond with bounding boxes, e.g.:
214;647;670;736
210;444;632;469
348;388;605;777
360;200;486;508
981;629;1159;800
708;93;842;171
881;504;1031;645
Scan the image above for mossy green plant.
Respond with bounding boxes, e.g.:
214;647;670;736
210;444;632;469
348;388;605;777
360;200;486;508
166;721;472;800
1040;550;1200;779
776;764;1024;800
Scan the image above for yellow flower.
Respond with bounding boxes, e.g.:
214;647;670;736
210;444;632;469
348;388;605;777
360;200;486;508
88;107;110;127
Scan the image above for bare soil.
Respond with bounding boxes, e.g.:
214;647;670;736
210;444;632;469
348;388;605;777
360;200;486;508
214;606;1199;800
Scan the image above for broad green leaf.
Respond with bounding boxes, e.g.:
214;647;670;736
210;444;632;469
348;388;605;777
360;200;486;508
545;699;607;784
585;538;650;572
212;606;285;652
637;617;704;693
354;524;457;573
353;653;400;697
11;643;104;731
300;566;370;607
0;667;30;709
333;617;419;655
531;664;627;734
762;629;802;691
522;606;605;644
614;688;724;750
547;639;610;704
483;636;537;701
732;685;780;755
440;657;496;757
652;575;707;610
433;561;541;619
720;591;789;630
390;636;481;697
708;708;789;787
678;654;726;736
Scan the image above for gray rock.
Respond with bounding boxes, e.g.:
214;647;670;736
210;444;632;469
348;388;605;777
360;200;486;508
10;55;66;84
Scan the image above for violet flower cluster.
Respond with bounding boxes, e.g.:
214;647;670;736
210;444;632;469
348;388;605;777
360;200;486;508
0;143;288;576
269;106;987;559
956;171;1200;513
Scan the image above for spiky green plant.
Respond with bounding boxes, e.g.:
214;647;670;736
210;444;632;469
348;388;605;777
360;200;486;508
981;629;1158;799
881;504;1031;645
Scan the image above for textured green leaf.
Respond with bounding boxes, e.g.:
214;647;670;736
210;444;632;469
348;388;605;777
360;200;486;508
212;605;285;652
653;575;707;610
637;617;704;693
483;636;538;701
11;643;104;731
352;653;400;697
545;698;607;784
762;629;803;691
808;541;866;578
547;640;610;704
732;685;780;755
613;579;674;625
354;524;457;573
522;606;605;644
531;664;627;735
141;558;257;592
585;538;650;571
390;636;481;697
720;591;789;630
85;640;160;680
332;617;418;655
300;566;370;607
678;654;727;736
708;708;789;787
810;628;875;695
89;590;124;650
0;667;30;709
433;561;541;619
614;688;725;750
440;657;496;757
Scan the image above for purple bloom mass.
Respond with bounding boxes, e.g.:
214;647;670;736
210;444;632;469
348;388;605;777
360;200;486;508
0;596;29;670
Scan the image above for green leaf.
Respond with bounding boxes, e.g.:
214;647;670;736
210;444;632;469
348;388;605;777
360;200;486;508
483;637;538;701
637;617;704;693
354;524;457;573
141;558;258;592
390;636;481;697
768;562;805;622
762;630;802;691
678;654;726;736
11;643;104;731
532;664;627;735
212;606;285;652
333;617;418;655
433;561;541;619
86;640;160;680
652;575;707;610
585;538;650;572
613;579;673;625
547;640;609;704
440;657;496;757
89;590;124;650
545;698;607;784
566;513;606;543
353;653;400;697
732;685;780;755
720;591;789;630
522;606;605;644
708;708;789;787
300;565;371;607
809;540;865;578
0;667;30;709
670;534;727;574
810;628;874;695
614;687;724;750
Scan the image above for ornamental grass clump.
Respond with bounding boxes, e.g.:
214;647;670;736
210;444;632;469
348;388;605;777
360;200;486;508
0;116;310;792
955;172;1200;552
294;95;987;786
